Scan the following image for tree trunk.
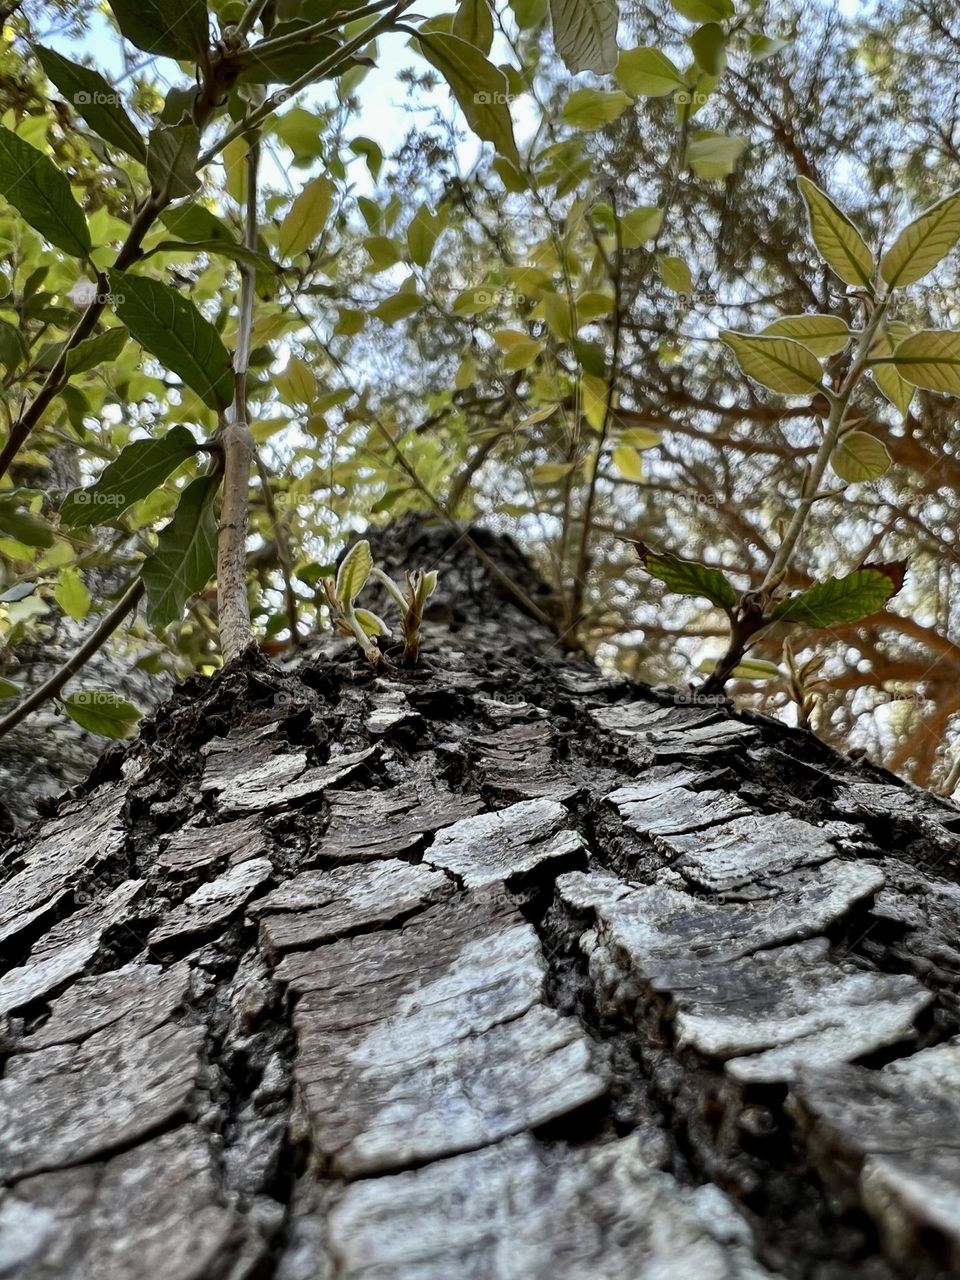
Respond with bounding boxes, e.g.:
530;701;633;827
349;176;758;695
2;518;960;1279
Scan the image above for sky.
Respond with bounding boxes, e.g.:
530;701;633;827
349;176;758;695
45;3;526;195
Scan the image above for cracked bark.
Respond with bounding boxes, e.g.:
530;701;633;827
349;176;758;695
3;517;960;1278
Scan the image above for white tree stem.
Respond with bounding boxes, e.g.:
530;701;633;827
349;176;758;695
217;137;259;663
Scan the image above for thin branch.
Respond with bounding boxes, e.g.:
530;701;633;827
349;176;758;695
0;579;144;741
571;191;623;625
235;0;271;37
760;298;889;592
254;449;301;646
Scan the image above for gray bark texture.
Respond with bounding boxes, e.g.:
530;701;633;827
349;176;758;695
2;518;960;1279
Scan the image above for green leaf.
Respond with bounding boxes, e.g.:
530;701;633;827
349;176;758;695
533;461;577;484
373;291;423;323
36;46;146;162
748;32;789;60
279;175;334;259
494;329;543;370
629;540;738;612
576;290;614;322
891;329;960;394
364;235;402;272
141;474;218;629
620;206;664;247
0;126;91;258
160;203;235;244
549;0;618;73
869;324;914;414
659;255;693;293
159;85;198;126
146;124;200;200
105;0;210;61
108;269;235;410
407;203;446;267
671;0;734;19
771;566;904;627
542;293;573;341
617;425;662;449
271;107;324;164
235;34;341;84
60;425;199;528
0;500;53;548
147;238;269;270
881;190;960;288
0;319;26;371
336;538;373;605
510;0;548;28
831;431;892;483
0;677;23;699
274;356;316;406
53;567;91;621
64;326;128;377
615;47;685;97
453;0;494;53
355;608;391;638
416;34;520;167
721;331;824;395
612;445;644;481
335;308;365;336
689;23;727;75
762;313;851;357
62;689;142;738
350;137;383;178
797;176;875;288
686;130;747;178
562;88;632;131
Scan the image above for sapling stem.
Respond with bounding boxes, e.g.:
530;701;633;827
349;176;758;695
217;136;259;662
760;299;889;594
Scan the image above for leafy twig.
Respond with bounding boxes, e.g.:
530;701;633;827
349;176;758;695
0;578;144;741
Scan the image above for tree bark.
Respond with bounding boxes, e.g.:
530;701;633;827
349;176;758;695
2;517;960;1279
